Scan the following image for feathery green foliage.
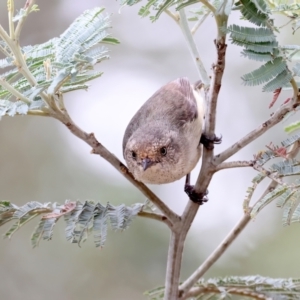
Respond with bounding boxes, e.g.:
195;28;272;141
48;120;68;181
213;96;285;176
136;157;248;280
228;25;276;43
262;69;293;91
120;0;215;21
146;276;300;299
245;133;300;225
0;200;143;248
243;173;266;212
241;57;287;86
0;7;119;118
227;0;300;92
239;0;270;27
241;49;274;62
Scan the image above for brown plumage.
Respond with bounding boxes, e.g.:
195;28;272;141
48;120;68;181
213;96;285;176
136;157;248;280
123;77;205;184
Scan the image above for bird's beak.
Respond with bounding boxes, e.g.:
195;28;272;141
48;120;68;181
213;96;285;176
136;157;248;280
141;157;154;171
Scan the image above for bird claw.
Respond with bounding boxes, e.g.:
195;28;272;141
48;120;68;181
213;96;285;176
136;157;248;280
200;133;222;150
184;184;209;205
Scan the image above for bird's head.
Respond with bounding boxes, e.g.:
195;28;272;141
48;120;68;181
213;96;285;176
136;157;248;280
124;126;181;184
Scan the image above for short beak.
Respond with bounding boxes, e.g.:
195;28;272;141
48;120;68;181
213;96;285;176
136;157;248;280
141;157;154;171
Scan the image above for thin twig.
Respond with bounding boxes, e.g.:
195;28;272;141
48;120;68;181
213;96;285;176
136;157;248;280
0;43;11;57
199;0;216;14
165;230;185;299
204;38;227;138
0;4;37;89
138;211;172;227
290;78;299;102
184;286;270;300
193;36;227;194
27;110;50;116
15;0;36;40
215;103;295;165
191;12;210;35
8;0;15;39
165;9;179;23
178;8;210;85
0;78;31;103
215;160;254;171
252;164;288;187
216;78;300;165
179;213;251;298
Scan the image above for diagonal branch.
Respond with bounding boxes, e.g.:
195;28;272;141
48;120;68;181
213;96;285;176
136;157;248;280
138;211;172;227
179;213;251;299
215;160;254;171
215;103;296;165
15;0;36;40
215;79;300;165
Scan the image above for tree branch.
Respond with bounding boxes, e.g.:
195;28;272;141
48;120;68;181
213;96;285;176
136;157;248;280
199;0;216;14
215;78;300;165
0;78;31;103
179;212;251;298
193;36;227;195
164;9;179;23
215;103;295;165
138;211;172;227
178;8;210;85
191;11;210;35
15;0;36;40
164;230;185;299
215;160;254;172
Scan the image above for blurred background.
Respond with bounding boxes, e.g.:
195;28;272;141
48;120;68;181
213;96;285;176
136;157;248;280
0;1;299;299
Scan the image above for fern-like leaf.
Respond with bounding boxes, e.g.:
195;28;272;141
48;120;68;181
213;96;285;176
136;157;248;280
241;57;287;86
241;49;274;62
0;200;143;248
243;173;266;211
239;0;270;27
146;276;300;299
227;25;276;43
281;133;300;148
262;69;293;92
251;185;288;218
282;191;300;226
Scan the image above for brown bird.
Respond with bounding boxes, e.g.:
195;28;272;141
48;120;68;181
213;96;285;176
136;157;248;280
123;77;220;204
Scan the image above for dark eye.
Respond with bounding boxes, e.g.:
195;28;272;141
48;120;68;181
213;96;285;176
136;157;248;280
160;147;167;156
131;151;137;160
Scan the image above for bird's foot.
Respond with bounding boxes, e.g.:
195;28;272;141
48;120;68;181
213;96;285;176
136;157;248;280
184;185;209;205
200;133;222;150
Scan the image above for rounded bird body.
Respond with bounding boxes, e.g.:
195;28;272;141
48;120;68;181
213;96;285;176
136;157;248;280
123;77;205;184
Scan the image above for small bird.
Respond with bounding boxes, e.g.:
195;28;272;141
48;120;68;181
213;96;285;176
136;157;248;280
123;77;220;204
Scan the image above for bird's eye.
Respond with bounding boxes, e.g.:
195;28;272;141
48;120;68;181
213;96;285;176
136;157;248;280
131;151;137;160
160;147;167;156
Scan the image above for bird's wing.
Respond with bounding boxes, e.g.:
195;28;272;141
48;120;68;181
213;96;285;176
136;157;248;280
122;77;203;154
166;77;201;127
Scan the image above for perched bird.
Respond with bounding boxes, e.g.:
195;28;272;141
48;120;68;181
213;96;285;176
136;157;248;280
122;77;220;204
